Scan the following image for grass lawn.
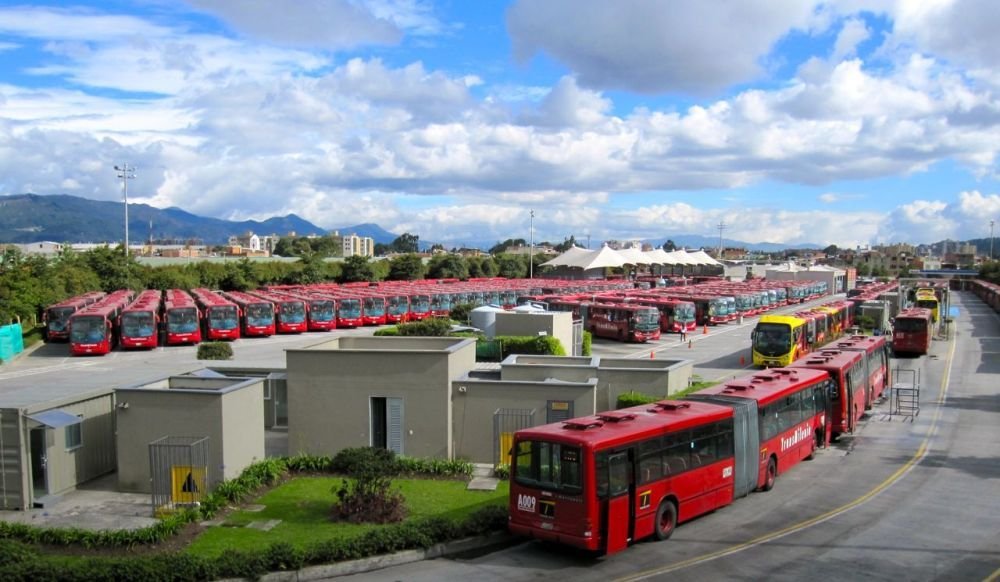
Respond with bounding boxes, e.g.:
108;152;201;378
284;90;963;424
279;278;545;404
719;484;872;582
186;477;509;558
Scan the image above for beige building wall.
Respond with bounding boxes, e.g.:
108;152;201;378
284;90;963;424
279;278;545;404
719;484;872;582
115;378;265;493
596;358;694;409
450;377;597;463
286;337;476;459
36;395;117;498
494;311;574;355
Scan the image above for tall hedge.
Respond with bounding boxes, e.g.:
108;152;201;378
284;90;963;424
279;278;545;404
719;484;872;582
494;335;565;358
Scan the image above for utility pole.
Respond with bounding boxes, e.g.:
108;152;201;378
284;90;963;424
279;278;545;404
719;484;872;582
717;221;727;259
114;163;135;259
529;210;535;279
990;219;995;261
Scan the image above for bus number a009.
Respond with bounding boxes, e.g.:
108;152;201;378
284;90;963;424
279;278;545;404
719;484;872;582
517;494;537;513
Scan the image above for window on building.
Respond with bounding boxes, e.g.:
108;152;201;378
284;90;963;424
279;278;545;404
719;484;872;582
65;415;83;450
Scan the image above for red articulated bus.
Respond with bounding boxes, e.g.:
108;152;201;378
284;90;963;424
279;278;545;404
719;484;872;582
190;288;241;341
43;291;106;341
408;293;432;321
68;290;135;356
689;367;833;491
825;335;892;408
250;290;308;334
582;303;661;343
385;294;411;324
892;308;933;356
119;290;163;349
789;349;867;439
633;298;697;333
360;294;388;326
223;291;276;337
271;290;337;332
509;401;737;554
163;289;203;345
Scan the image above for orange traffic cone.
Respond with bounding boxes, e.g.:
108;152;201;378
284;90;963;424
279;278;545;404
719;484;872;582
650;351;655;360
703;325;708;335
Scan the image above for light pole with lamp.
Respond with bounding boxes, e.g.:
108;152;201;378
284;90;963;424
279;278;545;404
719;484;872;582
115;163;135;259
529;210;535;279
990;219;995;261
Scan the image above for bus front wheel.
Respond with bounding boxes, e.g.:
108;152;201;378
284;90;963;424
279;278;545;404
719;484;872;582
654;499;677;541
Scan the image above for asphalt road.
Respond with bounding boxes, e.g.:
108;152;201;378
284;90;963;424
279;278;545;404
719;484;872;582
339;291;1000;582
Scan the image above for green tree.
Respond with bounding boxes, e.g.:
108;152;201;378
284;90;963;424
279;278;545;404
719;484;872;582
427;254;469;279
495;254;526;278
662;240;677;252
823;244;840;256
390;233;420;253
554;235;578;252
489;238;526;255
340;255;376;282
387;253;425;280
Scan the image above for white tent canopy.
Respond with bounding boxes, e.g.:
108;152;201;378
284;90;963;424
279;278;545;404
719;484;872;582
540;245;592;267
686;250;723;266
615;246;652;265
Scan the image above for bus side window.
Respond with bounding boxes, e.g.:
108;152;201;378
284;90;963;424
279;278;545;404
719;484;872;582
595;452;609;499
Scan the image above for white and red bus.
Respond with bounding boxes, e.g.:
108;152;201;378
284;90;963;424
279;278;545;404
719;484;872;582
163;289;202;345
825;335;892;408
68;290;135;356
119;290;162;349
223;291;276;337
509;400;736;554
270;290;337;332
789;349;867;439
43;291;106;341
430;293;452;317
190;288;241;341
892;307;933;356
689;367;832;491
250;290;308;334
332;294;364;328
582;303;661;343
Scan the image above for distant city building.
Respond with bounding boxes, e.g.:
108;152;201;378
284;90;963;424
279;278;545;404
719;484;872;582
342;234;375;257
12;241;64;256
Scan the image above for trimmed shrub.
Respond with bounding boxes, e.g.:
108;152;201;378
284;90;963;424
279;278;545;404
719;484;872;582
448;303;475;324
330;447;398;475
492;463;510;480
395;317;452;336
582;331;592;356
616;390;660;409
332;455;407;524
196;342;233;360
395;456;473;477
374;326;400;336
495;335;566;358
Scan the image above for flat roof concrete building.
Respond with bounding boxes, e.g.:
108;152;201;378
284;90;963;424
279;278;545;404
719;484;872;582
115;374;265;494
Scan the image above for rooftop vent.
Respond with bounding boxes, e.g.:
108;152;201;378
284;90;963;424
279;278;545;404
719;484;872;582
563;419;604;431
650;401;691;412
597;411;637;423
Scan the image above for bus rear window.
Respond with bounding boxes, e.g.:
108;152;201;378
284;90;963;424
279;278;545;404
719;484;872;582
513;440;582;494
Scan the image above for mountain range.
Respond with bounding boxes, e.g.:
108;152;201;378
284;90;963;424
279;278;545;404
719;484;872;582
0;193;942;253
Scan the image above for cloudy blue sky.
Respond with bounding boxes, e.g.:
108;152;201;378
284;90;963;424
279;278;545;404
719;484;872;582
1;0;998;248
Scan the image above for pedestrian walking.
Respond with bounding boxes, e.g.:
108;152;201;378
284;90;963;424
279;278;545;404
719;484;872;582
680;328;687;342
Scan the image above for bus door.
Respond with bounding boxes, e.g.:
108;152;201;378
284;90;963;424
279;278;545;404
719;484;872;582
817;381;833;447
605;451;633;553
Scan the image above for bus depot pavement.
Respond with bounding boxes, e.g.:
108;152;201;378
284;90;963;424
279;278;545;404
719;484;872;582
0;296;823;534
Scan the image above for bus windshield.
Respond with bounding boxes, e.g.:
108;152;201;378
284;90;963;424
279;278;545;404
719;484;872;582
122;312;156;338
363;298;385;316
633;308;660;331
245;303;274;327
208;306;239;330
754;322;792;356
675;303;696;322
915;299;937;310
514;440;582;494
388;297;408;315
310;301;335;322
47;307;76;331
411;295;430;312
340;299;361;318
280;302;306;323
167;308;199;333
70;316;106;343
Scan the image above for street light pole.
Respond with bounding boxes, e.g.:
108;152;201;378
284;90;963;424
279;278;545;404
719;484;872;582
991;219;995;261
529;210;535;279
114;163;135;259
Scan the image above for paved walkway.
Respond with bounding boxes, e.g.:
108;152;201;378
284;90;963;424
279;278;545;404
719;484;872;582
466;463;499;491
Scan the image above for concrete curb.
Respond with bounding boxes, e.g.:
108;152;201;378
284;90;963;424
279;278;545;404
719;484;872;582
220;531;516;581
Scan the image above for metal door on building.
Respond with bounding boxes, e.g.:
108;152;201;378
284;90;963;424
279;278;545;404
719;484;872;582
572;319;584;356
493;408;535;466
29;428;47;498
371;397;404;455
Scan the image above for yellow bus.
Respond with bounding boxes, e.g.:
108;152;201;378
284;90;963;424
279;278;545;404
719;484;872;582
915;291;939;323
751;314;808;367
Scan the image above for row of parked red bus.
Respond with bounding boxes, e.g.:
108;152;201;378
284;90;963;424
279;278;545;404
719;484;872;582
509;335;893;555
